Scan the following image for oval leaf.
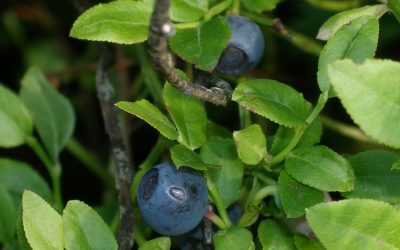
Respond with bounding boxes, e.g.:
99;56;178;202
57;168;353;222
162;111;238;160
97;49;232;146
63;200;117;250
139;237;171;250
0;183;16;243
0;84;33;148
170;144;208;171
317;4;387;40
214;227;254;250
328;59;400;148
241;0;280;13
258;219;295;250
233;124;267;165
307;0;361;11
342;150;400;204
388;0;400;22
317;16;379;93
307;199;400;250
232;79;311;128
171;0;208;23
294;235;325;250
115;100;178;140
285;146;355;192
70;1;152;44
163;83;207;150
22;190;63;250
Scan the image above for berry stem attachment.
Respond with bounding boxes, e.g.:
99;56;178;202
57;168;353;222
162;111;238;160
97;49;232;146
206;175;233;228
204;210;228;230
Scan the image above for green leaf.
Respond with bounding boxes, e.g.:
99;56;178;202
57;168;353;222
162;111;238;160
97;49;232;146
0;84;33;148
139;237;171;250
258;219;295;250
342;150;400;204
306;0;362;11
278;170;324;218
163;83;207;149
0;158;52;205
388;0;400;22
293;235;325;250
270;119;322;155
232;79;311;128
201;137;244;208
233;124;267;165
241;0;280;13
317;4;388;40
0;183;16;243
22;190;63;250
207;120;232;138
285;146;354;192
170;144;208;171
115;100;178;140
63;200;117;250
169;16;231;71
70;1;152;44
214;227;254;250
20;68;75;163
328;59;400;148
393;159;400;170
16;206;31;250
317;16;379;94
306;199;400;250
171;0;208;22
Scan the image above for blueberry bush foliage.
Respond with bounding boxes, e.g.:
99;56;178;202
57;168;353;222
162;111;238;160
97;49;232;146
1;0;400;249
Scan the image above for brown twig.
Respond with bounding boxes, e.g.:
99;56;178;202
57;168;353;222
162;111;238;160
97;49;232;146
147;0;232;106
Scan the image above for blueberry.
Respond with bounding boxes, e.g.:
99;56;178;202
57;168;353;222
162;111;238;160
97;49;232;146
137;161;208;236
216;16;265;76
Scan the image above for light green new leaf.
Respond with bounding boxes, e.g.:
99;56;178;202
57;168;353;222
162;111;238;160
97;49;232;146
316;4;388;40
22;190;63;250
279;170;324;218
388;0;400;22
233;124;267;165
307;0;362;11
317;16;379;93
258;219;295;250
233;79;311;128
163;83;207;150
70;1;152;44
0;183;16;244
20;68;75;163
16;206;31;250
214;227;254;250
115;100;178;140
285;146;354;192
139;237;171;250
0;84;33;148
328;59;400;148
201;137;244;208
342;150;400;204
171;0;208;22
293;235;325;250
170;144;208;171
169;16;231;71
241;0;280;13
307;199;400;250
63;200;117;250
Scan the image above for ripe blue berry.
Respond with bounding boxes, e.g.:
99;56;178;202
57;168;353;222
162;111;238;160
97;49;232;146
216;16;265;76
137;161;208;236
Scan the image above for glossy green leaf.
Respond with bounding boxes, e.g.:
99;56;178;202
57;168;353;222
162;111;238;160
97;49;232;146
63;200;117;250
20;68;75;163
214;227;254;250
0;158;52;205
232;79;311;128
0;183;16;243
139;237;171;250
171;0;208;22
201;137;244;208
233;124;267;165
163;83;207;150
170;144;208;171
307;199;400;250
169;16;230;71
328;59;400;148
241;0;280;13
278;170;324;218
115;100;178;140
317;16;379;93
293;235;325;250
342;150;400;204
317;4;387;40
22;190;63;250
70;1;152;44
388;0;400;22
0;84;33;148
307;0;362;11
258;219;295;250
285;146;354;192
270;119;322;155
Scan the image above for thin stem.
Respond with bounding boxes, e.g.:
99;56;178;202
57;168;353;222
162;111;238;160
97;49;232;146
253;185;278;204
204;0;233;22
229;0;240;15
251;171;277;186
206;175;232;228
133;223;146;247
306;91;328;124
239;107;252;129
204;210;227;230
